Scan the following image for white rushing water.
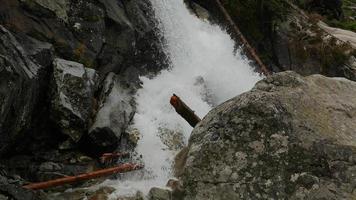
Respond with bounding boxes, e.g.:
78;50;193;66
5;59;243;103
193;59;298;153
104;0;261;198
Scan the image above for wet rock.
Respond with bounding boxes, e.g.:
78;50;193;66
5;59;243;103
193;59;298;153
88;186;115;200
0;174;43;200
180;72;356;199
20;0;70;22
148;187;172;200
97;0;167;76
166;179;185;200
343;56;356;81
158;128;185;151
68;0;106;66
5;151;96;184
126;127;141;146
98;0;132;28
0;0;164;76
174;147;189;178
87;72;135;153
15;33;54;68
47;186;115;200
51;58;98;142
184;1;212;21
0;26;52;156
116;191;144;200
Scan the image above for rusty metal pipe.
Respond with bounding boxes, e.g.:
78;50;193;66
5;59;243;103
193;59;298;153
23;163;143;190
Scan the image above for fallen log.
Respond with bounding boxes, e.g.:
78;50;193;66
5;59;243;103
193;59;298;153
215;0;271;76
170;94;201;127
23;163;143;190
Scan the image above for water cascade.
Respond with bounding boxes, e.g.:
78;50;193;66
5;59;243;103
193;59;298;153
104;0;262;197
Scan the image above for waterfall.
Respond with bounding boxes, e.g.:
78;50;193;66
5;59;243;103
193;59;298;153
104;0;261;198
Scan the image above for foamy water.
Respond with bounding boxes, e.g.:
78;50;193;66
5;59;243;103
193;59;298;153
104;0;261;198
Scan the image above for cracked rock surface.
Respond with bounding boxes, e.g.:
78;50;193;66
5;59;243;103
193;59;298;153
179;71;356;200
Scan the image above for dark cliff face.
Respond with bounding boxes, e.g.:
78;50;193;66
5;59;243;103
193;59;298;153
0;1;167;197
0;0;167;77
0;26;54;156
0;0;168;157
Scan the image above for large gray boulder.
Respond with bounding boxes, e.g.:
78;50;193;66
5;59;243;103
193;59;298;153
51;58;98;142
87;72;135;152
0;26;53;156
179;72;356;200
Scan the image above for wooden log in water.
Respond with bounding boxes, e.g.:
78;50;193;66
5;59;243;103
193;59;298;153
215;0;271;76
170;94;202;127
23;163;143;190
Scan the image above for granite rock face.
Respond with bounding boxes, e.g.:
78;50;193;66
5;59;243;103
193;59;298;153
87;72;136;153
0;164;43;200
0;25;53;156
179;71;356;200
0;0;166;195
0;0;165;156
0;0;166;77
51;58;98;142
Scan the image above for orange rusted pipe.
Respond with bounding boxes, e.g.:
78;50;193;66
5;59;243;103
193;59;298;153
23;163;143;190
170;94;201;127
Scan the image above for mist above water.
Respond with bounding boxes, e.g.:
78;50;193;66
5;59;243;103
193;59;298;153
106;0;261;197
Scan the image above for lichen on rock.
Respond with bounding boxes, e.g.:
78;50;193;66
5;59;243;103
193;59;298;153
179;71;356;200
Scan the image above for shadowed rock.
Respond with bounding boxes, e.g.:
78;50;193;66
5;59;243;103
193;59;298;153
0;26;53;156
86;72;135;154
51;58;98;142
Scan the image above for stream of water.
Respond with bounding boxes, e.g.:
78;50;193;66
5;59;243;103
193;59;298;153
103;0;261;198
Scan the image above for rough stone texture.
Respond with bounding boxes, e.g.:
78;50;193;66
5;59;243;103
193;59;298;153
191;0;356;81
344;56;356;81
3;150;96;183
0;25;53;156
148;187;172;200
273;10;356;80
51;58;98;142
20;0;70;22
0;0;166;77
46;186;146;200
184;0;212;21
45;186;115;200
0;0;167;194
180;71;356;200
318;21;356;49
0;174;44;200
86;72;135;154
